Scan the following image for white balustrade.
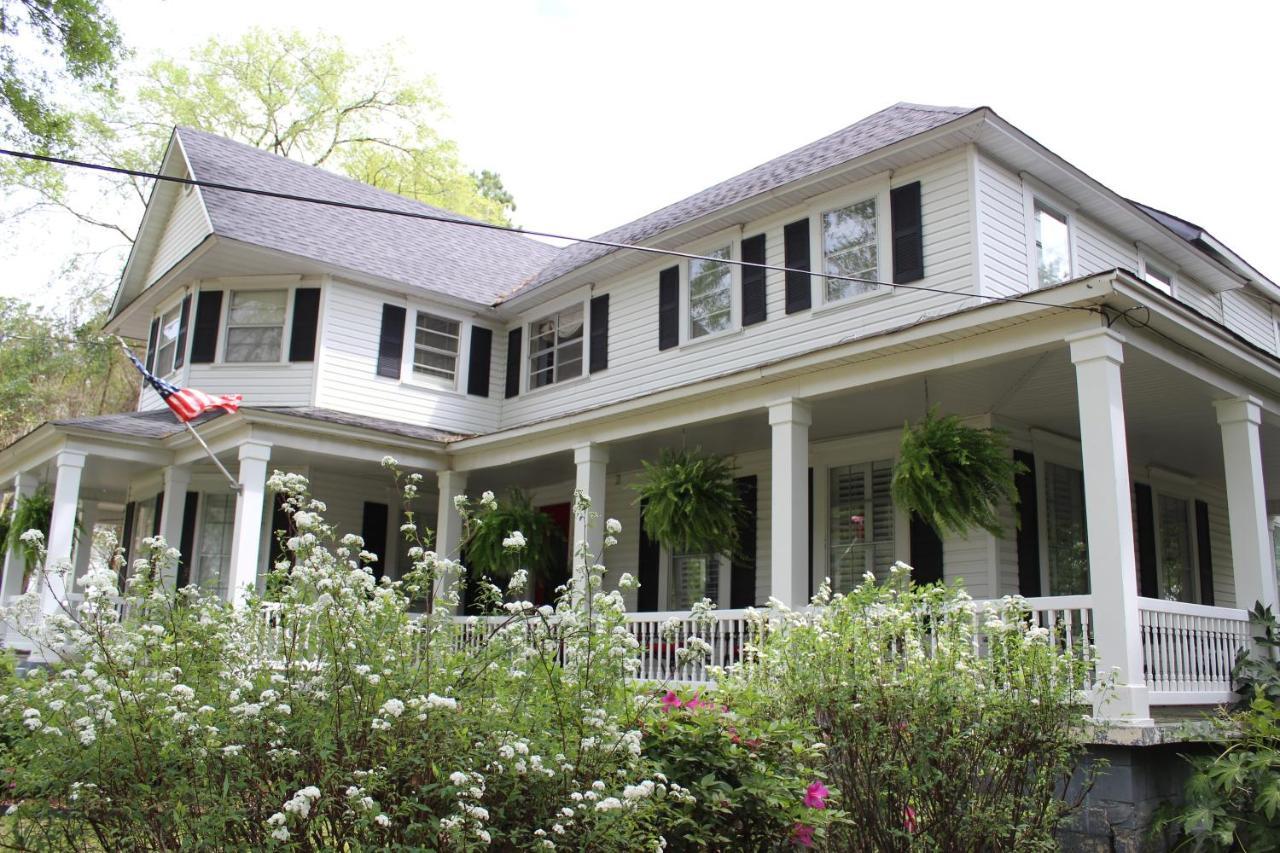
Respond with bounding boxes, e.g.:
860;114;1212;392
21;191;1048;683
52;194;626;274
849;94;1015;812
1138;597;1251;703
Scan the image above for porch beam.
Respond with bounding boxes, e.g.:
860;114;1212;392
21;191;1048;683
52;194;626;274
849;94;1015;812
41;450;86;616
1214;397;1280;613
1067;329;1152;724
573;443;610;571
433;470;468;611
1;471;37;601
226;442;271;607
769;399;811;608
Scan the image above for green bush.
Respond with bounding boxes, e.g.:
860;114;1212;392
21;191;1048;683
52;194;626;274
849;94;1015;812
728;569;1099;852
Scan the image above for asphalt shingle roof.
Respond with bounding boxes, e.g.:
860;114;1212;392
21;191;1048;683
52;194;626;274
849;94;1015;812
177;128;561;305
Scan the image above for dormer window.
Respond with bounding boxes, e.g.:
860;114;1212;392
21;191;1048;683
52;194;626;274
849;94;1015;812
412;312;461;383
822;198;879;301
529;305;584;389
225;289;287;362
688;246;733;339
1034;202;1072;287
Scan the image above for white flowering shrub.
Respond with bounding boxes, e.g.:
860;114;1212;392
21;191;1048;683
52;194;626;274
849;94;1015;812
0;470;691;850
726;566;1104;851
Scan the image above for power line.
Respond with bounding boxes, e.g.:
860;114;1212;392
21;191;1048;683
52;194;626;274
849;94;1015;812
0;146;1103;315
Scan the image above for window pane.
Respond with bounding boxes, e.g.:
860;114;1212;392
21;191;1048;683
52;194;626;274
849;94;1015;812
823;200;878;301
1157;495;1194;602
419;313;460;336
195;493;235;598
225;326;283;363
528;307;586;388
829;460;895;593
1144;266;1173;296
413;350;456;379
228;290;287;325
669;554;719;610
1045;462;1089;594
689;246;732;339
156;307;181;374
558;305;584;342
1035;205;1071;287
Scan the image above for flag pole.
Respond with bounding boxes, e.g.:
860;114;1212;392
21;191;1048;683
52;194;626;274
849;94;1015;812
115;337;241;491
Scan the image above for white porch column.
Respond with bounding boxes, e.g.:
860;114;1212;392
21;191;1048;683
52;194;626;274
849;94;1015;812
41;450;86;615
1;471;36;601
1214;396;1280;613
71;500;100;595
226;443;271;607
1068;329;1151;724
433;470;468;611
769;399;812;608
573;443;610;569
159;466;192;589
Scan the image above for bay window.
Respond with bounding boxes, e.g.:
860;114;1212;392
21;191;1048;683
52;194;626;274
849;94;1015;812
822;198;879;302
688;246;732;338
828;459;895;592
225;289;287;362
528;304;584;389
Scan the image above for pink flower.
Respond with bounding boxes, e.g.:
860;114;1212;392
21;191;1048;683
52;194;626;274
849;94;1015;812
803;781;830;810
660;690;682;712
685;691;711;711
791;823;815;847
904;804;918;833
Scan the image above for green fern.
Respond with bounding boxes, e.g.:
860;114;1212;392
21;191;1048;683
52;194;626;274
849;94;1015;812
463;489;564;582
6;488;54;567
891;409;1026;538
632;448;742;555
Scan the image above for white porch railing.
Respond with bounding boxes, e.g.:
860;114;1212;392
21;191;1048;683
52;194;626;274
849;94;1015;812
1138;597;1251;704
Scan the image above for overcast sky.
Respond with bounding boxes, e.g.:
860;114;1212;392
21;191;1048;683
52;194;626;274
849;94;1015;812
3;0;1278;311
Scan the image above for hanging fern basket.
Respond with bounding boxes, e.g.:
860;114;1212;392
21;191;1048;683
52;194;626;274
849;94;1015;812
891;409;1026;538
463;489;564;583
632;448;742;556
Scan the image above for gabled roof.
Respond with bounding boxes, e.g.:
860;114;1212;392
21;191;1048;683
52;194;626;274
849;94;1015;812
174;128;560;305
504;103;976;299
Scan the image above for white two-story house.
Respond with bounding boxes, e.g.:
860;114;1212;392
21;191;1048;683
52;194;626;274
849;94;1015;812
3;103;1279;732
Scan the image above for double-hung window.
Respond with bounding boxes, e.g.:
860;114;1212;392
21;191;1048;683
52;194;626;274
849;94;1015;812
1034;202;1072;287
828;460;895;592
669;553;719;610
155;304;182;375
195;493;235;598
822;198;879;302
1043;461;1090;595
412;312;461;384
1155;493;1195;602
528;304;584;389
225;290;287;362
688;246;732;339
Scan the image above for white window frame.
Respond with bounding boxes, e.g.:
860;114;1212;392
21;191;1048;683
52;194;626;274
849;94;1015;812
681;233;740;344
217;285;295;365
524;299;587;393
1136;255;1177;298
814;187;892;309
1021;178;1078;291
400;306;469;393
1146;475;1203;604
152;296;186;377
1030;199;1074;289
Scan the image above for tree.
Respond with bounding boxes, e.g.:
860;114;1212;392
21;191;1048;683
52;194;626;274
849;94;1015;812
0;0;123;150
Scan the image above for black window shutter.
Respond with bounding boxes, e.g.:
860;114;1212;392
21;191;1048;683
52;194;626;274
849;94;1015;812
467;326;493;397
1013;450;1041;597
190;290;223;364
784;219;811;313
144;317;160;372
1134;482;1159;599
362;502;390;581
637;498;660;611
151;493;164;537
807;467;814;601
174;295;191;369
658;266;679;350
891;181;925;284
288;287;321;362
909;514;945;586
741;234;767;326
730;476;758;607
176;492;199;589
376;304;406;379
120;500;137;576
1194;500;1215;606
504;328;522;398
589;293;610;373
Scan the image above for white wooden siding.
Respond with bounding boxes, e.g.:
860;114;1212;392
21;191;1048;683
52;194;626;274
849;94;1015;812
144;186;211;286
500;150;975;428
975;155;1029;300
1075;216;1139;275
312;279;502;435
1222;289;1278;353
1176;276;1224;322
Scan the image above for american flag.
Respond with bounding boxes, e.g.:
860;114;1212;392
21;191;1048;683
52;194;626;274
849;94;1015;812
123;347;242;422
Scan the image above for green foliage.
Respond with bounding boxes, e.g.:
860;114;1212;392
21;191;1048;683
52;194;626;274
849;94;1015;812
1157;604;1280;850
0;0;123;149
5;487;51;566
462;488;564;583
632;448;742;556
729;573;1098;851
891;408;1026;538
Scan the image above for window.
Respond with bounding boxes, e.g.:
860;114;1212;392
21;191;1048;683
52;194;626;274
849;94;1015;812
129;502;156;569
194;493;235;597
1156;494;1195;602
224;289;287;363
669;554;719;610
155;304;182;375
823;198;879;302
1043;462;1089;594
688;246;733;338
528;305;584;389
1034;202;1071;287
828;460;895;592
412;312;460;383
1144;264;1173;296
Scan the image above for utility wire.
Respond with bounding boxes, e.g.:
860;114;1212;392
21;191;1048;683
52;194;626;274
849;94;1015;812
0;146;1106;316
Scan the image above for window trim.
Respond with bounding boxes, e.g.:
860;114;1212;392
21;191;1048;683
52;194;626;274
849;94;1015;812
523;299;587;394
152;296;186;378
1029;198;1075;289
1137;255;1177;298
1145;475;1204;604
217;285;295;366
812;185;893;309
681;234;741;344
399;305;469;393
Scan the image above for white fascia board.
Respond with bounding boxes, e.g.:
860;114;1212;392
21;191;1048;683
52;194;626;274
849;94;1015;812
104;233;217;337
